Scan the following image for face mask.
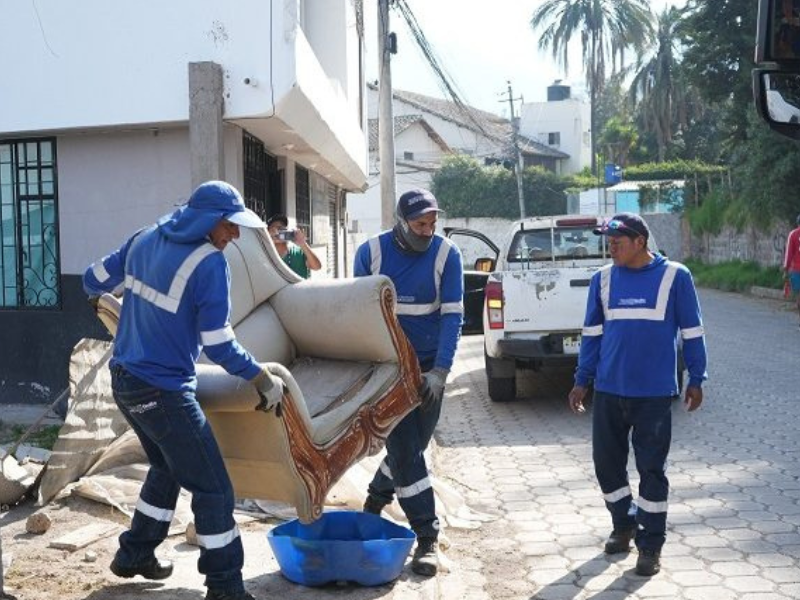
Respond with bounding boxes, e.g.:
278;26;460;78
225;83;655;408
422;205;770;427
393;217;433;254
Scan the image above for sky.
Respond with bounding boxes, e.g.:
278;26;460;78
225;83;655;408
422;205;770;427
365;0;684;117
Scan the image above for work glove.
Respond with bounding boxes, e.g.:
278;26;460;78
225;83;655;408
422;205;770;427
418;367;449;410
252;368;284;416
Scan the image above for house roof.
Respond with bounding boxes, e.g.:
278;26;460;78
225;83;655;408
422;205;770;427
367;115;450;153
368;83;568;160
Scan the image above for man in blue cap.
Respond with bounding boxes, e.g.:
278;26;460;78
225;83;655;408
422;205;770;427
568;213;708;577
84;180;282;600
353;188;464;576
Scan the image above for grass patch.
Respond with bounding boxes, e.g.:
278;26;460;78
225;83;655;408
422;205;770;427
684;259;784;293
0;422;61;450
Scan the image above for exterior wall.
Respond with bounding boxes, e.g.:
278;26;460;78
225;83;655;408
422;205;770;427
1;0;283;132
348;123;442;235
520;99;590;174
689;222;791;268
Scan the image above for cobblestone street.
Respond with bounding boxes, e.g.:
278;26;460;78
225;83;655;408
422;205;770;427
434;289;800;600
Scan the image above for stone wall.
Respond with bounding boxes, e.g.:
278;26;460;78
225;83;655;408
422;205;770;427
688;222;790;267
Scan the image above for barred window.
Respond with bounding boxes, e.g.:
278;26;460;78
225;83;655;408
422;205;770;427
295;165;312;243
0;139;60;308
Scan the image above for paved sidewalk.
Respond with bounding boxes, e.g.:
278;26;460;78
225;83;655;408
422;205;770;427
434;289;800;600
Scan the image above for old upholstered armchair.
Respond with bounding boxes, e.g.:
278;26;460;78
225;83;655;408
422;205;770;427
95;226;421;523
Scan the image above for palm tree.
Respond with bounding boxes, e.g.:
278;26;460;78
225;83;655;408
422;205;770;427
531;0;653;174
630;7;701;162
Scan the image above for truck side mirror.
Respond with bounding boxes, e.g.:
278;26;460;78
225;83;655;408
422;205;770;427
753;0;800;136
474;257;495;273
753;70;800;138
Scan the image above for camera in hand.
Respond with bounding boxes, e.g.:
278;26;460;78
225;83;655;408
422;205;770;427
277;229;296;242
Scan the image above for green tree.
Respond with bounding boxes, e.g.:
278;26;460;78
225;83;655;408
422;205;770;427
598;116;638;166
530;0;653;174
630;7;698;162
679;0;757;152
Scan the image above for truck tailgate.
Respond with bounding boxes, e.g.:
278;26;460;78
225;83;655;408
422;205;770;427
501;266;599;332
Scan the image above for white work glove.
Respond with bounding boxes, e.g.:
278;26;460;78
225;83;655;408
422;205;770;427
418;367;449;410
252;368;284;416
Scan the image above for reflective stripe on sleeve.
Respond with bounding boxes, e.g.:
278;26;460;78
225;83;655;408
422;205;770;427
440;301;464;315
201;325;235;346
681;325;704;340
582;324;603;336
92;261;111;283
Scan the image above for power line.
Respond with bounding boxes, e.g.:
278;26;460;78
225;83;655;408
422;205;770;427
392;0;492;138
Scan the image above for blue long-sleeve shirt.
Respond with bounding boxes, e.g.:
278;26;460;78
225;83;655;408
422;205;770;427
354;231;464;370
83;215;261;391
575;254;707;397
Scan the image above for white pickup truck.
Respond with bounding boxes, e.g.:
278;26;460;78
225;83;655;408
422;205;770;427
481;215;675;402
446;217;677;402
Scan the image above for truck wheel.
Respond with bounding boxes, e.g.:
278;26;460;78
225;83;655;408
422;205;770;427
485;352;516;402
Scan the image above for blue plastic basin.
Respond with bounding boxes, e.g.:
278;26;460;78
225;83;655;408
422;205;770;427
267;510;416;586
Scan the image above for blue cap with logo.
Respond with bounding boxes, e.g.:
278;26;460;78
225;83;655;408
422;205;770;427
594;212;650;241
397;189;443;221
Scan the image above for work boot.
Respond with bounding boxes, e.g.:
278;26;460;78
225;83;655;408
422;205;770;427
205;589;256;600
363;495;388;515
604;527;637;554
110;557;174;580
635;549;661;576
411;537;439;577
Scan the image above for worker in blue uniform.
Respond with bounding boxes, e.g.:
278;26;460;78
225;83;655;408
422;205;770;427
84;181;282;600
568;212;708;577
353;188;464;577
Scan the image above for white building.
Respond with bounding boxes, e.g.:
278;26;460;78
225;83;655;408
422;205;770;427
519;81;591;175
348;85;569;236
0;0;368;403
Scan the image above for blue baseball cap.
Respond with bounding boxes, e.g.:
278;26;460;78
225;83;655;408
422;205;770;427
397;189;443;221
594;213;650;241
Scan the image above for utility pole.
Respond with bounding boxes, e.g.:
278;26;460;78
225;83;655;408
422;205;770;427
502;81;526;219
378;0;397;230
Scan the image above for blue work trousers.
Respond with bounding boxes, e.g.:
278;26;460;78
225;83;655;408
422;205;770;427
367;361;441;539
110;365;244;595
592;391;672;552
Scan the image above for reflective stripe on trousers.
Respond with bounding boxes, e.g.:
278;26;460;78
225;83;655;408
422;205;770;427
592;391;672;552
367;361;441;539
110;365;245;595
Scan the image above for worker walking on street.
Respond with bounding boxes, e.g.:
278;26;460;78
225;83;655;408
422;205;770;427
568;213;708;577
784;214;800;329
83;181;283;600
353;189;464;577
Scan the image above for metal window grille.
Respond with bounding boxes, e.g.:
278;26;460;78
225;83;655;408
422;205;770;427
327;185;339;277
295;165;312;242
243;132;281;221
0;138;61;309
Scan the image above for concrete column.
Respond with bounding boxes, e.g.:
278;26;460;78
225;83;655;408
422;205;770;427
189;62;225;187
